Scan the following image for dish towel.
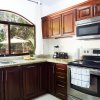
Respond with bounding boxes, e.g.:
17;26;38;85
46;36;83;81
71;67;90;88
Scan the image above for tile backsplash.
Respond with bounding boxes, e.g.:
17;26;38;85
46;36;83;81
43;36;100;60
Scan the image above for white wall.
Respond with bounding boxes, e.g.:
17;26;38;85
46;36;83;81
43;37;100;60
0;0;43;54
43;37;81;59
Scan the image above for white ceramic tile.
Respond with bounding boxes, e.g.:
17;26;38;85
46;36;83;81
33;94;61;100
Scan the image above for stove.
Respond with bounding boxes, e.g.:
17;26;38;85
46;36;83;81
68;55;100;100
68;55;100;69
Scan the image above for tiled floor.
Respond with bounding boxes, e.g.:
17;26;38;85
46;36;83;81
33;94;61;100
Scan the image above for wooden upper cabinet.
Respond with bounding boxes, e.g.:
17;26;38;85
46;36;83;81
62;11;75;35
42;0;100;38
94;2;100;16
51;15;61;37
76;5;93;20
42;17;49;38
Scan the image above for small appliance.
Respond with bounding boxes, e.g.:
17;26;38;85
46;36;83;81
53;52;68;59
76;16;100;40
53;45;68;59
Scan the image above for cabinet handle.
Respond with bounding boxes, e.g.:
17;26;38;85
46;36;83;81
94;4;96;16
2;71;3;81
27;66;35;68
57;92;65;96
18;65;21;67
57;84;65;88
6;71;7;81
57;68;64;70
57;76;64;79
53;66;55;73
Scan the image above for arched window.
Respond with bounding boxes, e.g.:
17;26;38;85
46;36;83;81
0;10;35;56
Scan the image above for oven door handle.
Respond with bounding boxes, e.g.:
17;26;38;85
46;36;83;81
90;69;100;76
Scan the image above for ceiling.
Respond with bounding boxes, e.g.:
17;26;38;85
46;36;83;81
29;0;88;6
40;0;58;6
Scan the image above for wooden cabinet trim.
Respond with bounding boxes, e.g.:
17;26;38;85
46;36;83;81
76;5;93;20
94;3;100;16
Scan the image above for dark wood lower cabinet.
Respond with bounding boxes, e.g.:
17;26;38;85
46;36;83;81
55;64;67;100
4;67;23;100
39;63;48;95
47;63;67;100
0;62;67;100
0;69;3;100
47;63;55;94
23;64;39;100
23;63;48;100
46;63;67;100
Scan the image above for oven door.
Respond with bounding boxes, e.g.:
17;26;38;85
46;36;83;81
67;67;100;100
71;74;100;96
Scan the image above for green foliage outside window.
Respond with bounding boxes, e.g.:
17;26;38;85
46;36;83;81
0;10;35;55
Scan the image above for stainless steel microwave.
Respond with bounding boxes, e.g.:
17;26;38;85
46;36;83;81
76;16;100;40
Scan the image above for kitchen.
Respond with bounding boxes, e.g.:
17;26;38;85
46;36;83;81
0;0;100;100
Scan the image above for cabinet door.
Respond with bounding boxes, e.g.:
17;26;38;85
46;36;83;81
0;69;3;100
94;2;100;16
47;63;55;94
76;5;93;20
51;15;61;37
23;64;39;100
62;11;75;35
42;18;49;38
39;63;48;95
4;67;22;100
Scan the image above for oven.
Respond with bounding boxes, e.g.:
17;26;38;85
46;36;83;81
67;55;100;100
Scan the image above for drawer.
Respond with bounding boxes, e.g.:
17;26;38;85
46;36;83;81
55;64;67;73
56;73;67;82
56;82;67;91
56;80;67;86
56;89;67;100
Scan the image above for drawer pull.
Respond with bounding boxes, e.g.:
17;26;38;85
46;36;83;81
2;71;3;81
57;84;65;88
57;76;64;79
57;68;64;70
57;92;65;96
27;66;35;68
6;71;7;81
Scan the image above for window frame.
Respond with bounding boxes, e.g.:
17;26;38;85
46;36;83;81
0;11;35;57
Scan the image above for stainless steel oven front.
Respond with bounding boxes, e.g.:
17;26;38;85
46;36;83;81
67;66;100;100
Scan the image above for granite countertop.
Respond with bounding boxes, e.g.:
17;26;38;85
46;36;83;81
47;58;71;64
0;55;72;68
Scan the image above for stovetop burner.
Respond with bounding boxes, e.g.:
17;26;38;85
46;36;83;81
68;55;100;69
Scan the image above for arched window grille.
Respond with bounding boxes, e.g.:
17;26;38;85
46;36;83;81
0;10;35;56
